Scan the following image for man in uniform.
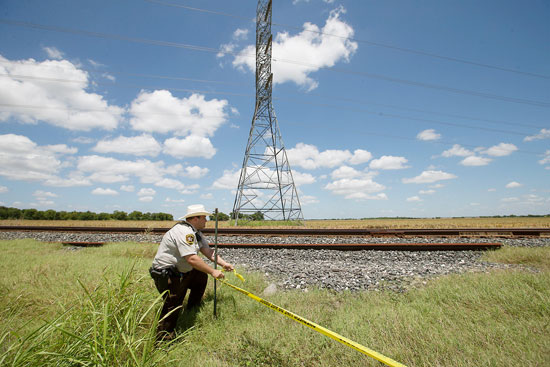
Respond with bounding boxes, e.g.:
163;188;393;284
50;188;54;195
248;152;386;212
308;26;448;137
150;204;234;340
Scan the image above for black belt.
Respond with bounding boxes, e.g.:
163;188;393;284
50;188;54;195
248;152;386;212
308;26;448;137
149;266;190;278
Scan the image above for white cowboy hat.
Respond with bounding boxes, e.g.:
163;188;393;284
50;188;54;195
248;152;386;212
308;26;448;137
179;204;211;220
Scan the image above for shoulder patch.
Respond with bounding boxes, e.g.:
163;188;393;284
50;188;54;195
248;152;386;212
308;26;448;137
185;233;195;245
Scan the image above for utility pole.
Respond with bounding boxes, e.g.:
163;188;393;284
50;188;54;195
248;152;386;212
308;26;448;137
233;0;303;224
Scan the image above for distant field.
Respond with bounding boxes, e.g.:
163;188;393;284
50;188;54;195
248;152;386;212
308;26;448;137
1;216;549;229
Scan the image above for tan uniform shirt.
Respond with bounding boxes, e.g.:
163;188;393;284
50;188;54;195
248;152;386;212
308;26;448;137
152;222;209;273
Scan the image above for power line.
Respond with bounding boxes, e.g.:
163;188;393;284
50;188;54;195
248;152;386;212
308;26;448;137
275;97;535;137
1;100;545;155
145;0;250;21
3;60;545;130
0;72;252;97
299;90;547;130
144;0;550;80
1;72;546;137
282;120;545;156
273;57;550;108
2;18;548;109
0;19;221;52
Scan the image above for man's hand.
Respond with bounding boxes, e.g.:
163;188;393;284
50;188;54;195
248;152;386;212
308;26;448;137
223;263;234;272
211;269;225;279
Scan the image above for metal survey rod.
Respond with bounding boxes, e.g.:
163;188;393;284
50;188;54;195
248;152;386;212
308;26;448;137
213;208;219;318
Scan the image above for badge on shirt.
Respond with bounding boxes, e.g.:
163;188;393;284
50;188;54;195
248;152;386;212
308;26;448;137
185;234;195;245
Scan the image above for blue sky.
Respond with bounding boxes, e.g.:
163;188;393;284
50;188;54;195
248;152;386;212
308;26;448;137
0;0;549;219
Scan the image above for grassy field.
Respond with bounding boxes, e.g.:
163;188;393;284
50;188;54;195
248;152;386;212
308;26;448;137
1;239;549;366
1;216;550;229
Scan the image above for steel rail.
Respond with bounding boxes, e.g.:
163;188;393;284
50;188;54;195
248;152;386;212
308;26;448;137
0;225;548;237
58;241;501;251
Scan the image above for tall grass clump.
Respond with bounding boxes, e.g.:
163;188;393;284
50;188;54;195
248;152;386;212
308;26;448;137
0;263;182;367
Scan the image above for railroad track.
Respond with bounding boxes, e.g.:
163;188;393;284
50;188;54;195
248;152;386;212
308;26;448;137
3;225;548;250
54;241;502;251
0;225;548;237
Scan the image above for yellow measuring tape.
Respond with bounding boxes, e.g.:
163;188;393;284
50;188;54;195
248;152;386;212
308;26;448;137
217;271;407;367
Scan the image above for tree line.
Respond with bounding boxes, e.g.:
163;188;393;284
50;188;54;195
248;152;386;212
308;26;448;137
211;211;265;222
0;206;266;222
0;206;174;221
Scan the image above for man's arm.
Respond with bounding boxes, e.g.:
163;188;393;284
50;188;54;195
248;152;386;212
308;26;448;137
184;254;224;279
200;246;234;271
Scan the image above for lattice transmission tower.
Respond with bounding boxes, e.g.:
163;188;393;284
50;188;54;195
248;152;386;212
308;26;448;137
232;0;303;223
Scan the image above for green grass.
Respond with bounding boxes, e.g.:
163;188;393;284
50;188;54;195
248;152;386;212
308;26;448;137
1;240;549;366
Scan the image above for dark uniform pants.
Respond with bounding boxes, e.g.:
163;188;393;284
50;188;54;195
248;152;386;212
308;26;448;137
154;269;208;334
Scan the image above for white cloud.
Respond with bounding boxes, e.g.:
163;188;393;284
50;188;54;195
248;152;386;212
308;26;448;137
291;170;316;186
102;73;115;82
138;188;156;197
0;134;67;181
77;155;184;187
403;170;457;184
232;7;357;91
369;155;409;170
524;128;550;142
93;134;162;156
348;149;373;165
0;186;8;193
0;55;124;131
482;143;518;157
298;194;319;205
539;150;550;165
44;176;91;187
488;188;497;192
216;43;236;58
442;144;473;157
32;190;58;205
233;28;249;40
129;90;228;137
501;197;519;203
344;192;387;200
45;144;78;155
163;136;216;159
212;169;241;190
73;136;95;144
419;189;435;195
88;59;105;68
330;166;362;180
43;46;64;60
183;166;209;179
180;186;200;195
406;196;422;202
120;185;135;192
287;143;371;169
417;129;441;141
92;188;118;195
33;190;57;199
524;194;545;203
324;177;386;200
31;200;54;207
505;181;522;189
460;156;492;166
154;178;186;191
139;196;154;202
165;197;186;203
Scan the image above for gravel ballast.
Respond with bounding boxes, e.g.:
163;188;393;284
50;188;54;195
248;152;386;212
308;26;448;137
2;231;548;292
